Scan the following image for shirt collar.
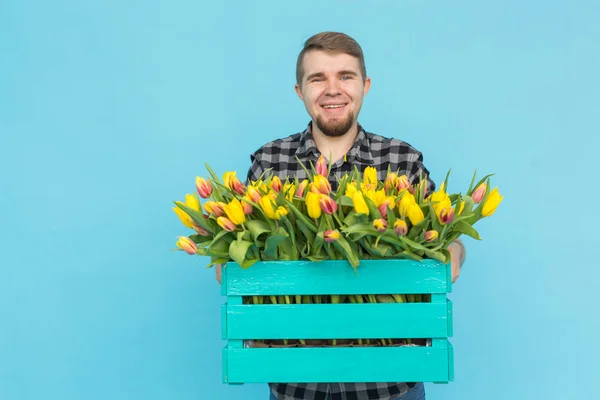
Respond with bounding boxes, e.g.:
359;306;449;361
294;121;374;164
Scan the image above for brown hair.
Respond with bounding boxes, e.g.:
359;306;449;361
296;31;367;86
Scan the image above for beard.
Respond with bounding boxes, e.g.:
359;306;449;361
315;111;355;137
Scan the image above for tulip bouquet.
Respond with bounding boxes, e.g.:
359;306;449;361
173;156;502;271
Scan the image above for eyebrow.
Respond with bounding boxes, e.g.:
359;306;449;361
305;70;359;81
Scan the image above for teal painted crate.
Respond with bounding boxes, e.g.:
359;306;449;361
221;259;454;384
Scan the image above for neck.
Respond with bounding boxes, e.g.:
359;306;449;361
311;121;359;163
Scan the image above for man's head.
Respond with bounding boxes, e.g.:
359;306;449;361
295;32;371;137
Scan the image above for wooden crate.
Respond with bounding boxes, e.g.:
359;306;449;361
221;259;454;384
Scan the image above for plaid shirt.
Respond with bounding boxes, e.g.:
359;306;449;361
245;122;436;400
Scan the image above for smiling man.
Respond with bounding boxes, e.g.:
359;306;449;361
218;31;465;400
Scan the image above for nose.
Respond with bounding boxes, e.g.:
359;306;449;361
324;78;341;96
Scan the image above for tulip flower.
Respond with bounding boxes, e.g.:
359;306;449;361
394;219;408;236
258;195;288;220
407;203;425;226
398;192;416;217
313;175;331;195
384;173;398;193
324;229;340;243
185;194;201;211
176;236;197;255
377;196;396;218
247;186;262;203
352;191;369;215
193;225;211;236
195;177;213;198
217;216;236;232
270;176;282;192
223;171;246;195
295;179;308;197
481;187;503;217
472;183;487;204
173;206;194;228
396;175;411;191
373;218;388;233
345;182;358;198
306;191;322;219
439;207;454;224
282;182;296;201
455;200;465;216
204;201;225;217
223;198;246;225
241;196;253;215
315;154;328;176
319;195;338;215
361;166;377;191
424;230;439;242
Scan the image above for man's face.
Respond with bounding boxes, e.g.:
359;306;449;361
295;50;371;137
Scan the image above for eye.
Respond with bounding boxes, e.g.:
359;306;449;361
341;75;353;81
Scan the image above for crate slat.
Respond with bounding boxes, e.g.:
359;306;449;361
224;344;452;383
225;259;449;296
226;302;452;339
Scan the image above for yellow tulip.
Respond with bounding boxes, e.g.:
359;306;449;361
398;192;416;217
482;187;503;217
394;219;408;236
352;192;369;215
364;166;377;185
247;186;262;203
407;203;425;225
275;206;288;219
455;200;465;216
173;206;194;228
223;198;246;225
185;193;200;211
259;195;277;219
373;218;388;233
282;182;296;201
345;182;358;198
384;173;398;192
306;191;322;219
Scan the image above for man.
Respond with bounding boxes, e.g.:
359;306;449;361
216;31;466;400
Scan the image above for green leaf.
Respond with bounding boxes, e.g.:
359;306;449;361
263;227;289;259
340;195;354;207
189;234;214;245
400;236;429;252
246;220;271;242
452;220;482;240
229;239;258;268
285;200;318;233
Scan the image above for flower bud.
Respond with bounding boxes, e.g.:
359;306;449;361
315;154;328;176
439;207;455;224
313;175;331;195
424;230;439;242
247;186;262;203
396;175;410;191
223;172;246;195
193;225;211;236
482;187;503;217
306;191;322;219
319;195;338;215
472;183;487;204
270;176;282;192
384;173;398;192
352;192;369;215
394;220;408;236
295;179;309;197
204;201;225;217
176;236;197;255
324;229;340;243
373;218;388;233
185;193;201;211
195;177;213;198
217;216;236;232
242;196;253;215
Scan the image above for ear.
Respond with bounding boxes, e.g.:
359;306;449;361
295;83;304;101
363;76;372;96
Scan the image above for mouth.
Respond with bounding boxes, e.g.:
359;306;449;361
320;103;348;111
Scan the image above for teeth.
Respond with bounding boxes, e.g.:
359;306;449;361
323;104;344;109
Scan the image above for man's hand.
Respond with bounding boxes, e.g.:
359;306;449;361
216;263;222;284
447;239;466;283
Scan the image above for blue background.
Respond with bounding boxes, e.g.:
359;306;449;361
1;1;599;399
